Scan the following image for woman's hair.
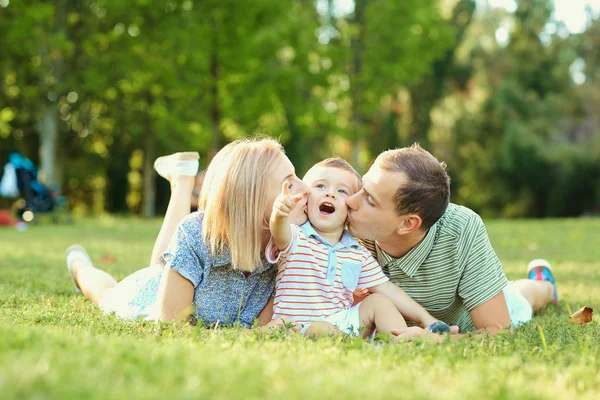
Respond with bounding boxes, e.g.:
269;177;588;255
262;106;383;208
198;136;284;271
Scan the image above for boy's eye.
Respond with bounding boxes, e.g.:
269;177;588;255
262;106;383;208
338;189;348;195
316;184;325;189
365;196;374;207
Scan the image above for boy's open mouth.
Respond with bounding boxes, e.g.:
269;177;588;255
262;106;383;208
319;202;335;215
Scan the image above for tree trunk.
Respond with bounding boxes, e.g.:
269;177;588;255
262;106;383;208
408;0;475;149
105;134;130;213
283;108;310;174
38;102;61;190
209;18;223;156
142;101;156;218
350;0;366;171
37;0;67;192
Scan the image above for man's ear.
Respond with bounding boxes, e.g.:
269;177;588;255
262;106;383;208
396;214;422;235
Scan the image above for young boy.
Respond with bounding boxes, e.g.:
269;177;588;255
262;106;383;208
267;157;449;339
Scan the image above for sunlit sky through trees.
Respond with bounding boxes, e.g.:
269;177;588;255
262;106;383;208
322;0;600;34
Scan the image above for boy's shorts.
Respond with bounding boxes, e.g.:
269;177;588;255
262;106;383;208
300;303;362;336
503;284;533;327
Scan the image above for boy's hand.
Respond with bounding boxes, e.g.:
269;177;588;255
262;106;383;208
271;180;306;222
269;180;307;252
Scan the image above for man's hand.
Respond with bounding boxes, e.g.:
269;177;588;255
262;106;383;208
391;326;457;344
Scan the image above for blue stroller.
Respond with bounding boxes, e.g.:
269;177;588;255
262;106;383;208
5;152;71;223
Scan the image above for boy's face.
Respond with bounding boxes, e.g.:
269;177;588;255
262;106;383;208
302;166;360;233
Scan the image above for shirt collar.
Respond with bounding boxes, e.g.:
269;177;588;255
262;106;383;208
299;221;360;249
376;222;438;277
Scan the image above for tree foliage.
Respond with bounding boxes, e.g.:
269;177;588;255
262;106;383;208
1;0;598;217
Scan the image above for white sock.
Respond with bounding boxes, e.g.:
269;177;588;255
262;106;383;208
155;159;199;179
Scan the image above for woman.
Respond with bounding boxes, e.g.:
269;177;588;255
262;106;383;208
65;137;309;326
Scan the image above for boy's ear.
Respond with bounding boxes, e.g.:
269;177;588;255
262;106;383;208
396;214;422;235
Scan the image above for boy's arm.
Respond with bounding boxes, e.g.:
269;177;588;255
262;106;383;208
269;180;306;251
355;251;440;328
369;281;438;328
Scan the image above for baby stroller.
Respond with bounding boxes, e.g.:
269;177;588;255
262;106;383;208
1;152;71;223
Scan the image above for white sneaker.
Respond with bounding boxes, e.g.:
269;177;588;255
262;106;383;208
153;152;200;181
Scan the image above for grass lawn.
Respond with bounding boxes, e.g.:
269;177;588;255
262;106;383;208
1;216;599;399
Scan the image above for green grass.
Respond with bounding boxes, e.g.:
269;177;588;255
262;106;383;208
1;217;599;400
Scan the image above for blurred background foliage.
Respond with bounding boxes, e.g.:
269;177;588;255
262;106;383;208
0;0;598;218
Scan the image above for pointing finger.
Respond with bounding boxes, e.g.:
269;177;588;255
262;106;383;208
291;193;306;204
281;179;291;196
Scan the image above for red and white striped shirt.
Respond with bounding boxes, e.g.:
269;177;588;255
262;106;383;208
266;222;388;324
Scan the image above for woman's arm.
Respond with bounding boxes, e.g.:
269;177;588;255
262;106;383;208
255;296;275;326
156;267;195;322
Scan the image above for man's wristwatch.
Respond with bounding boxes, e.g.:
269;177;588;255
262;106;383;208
426;321;450;334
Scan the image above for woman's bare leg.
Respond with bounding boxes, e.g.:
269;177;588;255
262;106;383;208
149;152;199;265
69;176;194;303
149;176;195;265
70;258;118;304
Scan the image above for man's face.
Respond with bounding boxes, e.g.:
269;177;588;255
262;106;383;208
346;162;405;241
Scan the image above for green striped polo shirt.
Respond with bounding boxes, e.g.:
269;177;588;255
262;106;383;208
361;203;509;332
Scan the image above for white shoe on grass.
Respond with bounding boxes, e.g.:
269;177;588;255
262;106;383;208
153;152;200;181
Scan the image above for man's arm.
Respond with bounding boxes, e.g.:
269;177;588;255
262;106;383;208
469;290;511;334
370;281;438;328
456;212;511;333
393;291;511;341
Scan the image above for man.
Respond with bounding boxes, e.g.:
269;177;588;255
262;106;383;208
346;144;557;334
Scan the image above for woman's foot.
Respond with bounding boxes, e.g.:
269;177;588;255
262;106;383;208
154;152;200;182
65;244;95;293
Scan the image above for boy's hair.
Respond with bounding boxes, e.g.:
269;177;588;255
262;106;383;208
199;136;284;271
307;157;362;190
377;143;450;230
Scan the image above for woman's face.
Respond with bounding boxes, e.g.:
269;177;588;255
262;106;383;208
266;153;309;226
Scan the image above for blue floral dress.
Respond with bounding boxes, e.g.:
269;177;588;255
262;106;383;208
99;212;277;327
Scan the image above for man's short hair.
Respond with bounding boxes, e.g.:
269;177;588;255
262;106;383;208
309;157;362;189
377;144;450;229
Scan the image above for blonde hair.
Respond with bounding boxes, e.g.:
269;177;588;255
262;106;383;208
198;136;284;271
